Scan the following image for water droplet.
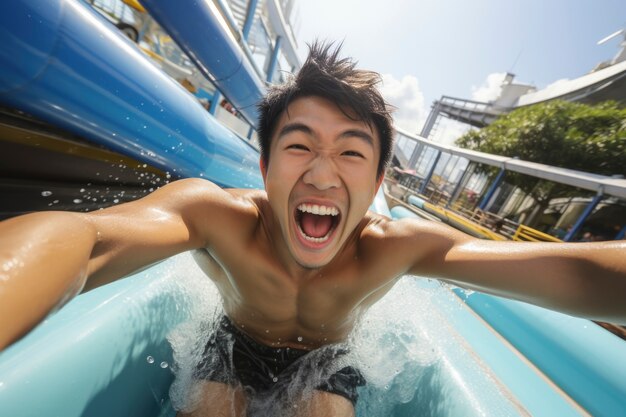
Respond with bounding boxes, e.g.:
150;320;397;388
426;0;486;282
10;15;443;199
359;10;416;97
272;377;278;383
73;199;82;204
113;199;119;203
265;329;269;333
297;336;303;342
79;188;85;192
146;356;154;364
41;191;52;197
160;361;168;369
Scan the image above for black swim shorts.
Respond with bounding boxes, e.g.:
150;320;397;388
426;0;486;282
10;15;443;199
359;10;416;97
195;316;365;405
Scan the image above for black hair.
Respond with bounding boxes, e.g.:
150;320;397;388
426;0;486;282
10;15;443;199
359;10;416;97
257;41;394;179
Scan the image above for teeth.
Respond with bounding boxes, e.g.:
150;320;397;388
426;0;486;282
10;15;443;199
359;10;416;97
297;204;339;216
297;225;331;243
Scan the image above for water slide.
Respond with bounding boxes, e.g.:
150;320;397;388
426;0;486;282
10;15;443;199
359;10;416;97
1;1;626;416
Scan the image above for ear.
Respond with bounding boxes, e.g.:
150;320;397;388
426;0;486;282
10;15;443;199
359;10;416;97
259;158;267;187
375;174;384;194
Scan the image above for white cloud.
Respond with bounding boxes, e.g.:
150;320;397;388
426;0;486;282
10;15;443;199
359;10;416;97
471;72;507;103
379;74;425;134
431;118;472;146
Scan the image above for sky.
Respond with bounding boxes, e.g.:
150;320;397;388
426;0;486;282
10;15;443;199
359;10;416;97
293;0;626;144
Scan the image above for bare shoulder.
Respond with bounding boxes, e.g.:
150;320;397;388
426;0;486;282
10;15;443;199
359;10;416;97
138;178;264;214
360;211;467;244
358;212;474;276
161;178;267;239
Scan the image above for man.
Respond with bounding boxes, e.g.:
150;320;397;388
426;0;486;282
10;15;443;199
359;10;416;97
1;43;625;416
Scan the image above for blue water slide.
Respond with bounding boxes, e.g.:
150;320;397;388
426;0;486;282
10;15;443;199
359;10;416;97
140;0;265;126
0;0;262;190
395;207;626;416
2;1;626;416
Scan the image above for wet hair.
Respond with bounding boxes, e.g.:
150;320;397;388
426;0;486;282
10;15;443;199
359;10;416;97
257;41;394;179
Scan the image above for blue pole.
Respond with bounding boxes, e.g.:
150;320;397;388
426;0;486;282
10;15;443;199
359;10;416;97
478;167;506;211
446;162;471;209
209;90;222;115
419;150;441;195
136;16;152;42
242;0;260;41
564;193;603;242
266;36;283;83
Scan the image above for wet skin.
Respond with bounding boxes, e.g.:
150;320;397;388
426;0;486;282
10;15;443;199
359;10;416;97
193;96;391;349
1;98;625;413
2;95;625;355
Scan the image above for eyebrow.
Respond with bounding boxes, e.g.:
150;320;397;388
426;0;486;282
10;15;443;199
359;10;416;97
277;122;375;147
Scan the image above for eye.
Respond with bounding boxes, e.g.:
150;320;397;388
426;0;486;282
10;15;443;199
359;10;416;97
286;144;310;151
342;150;365;158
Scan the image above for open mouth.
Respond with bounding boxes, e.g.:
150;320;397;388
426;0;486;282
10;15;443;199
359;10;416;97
295;203;341;244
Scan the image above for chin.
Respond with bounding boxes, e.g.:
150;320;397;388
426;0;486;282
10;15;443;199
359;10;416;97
292;251;335;270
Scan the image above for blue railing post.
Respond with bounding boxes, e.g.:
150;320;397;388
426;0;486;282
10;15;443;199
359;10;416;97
209;90;222;115
137;16;152;43
266;36;282;83
478;167;506;210
446;163;470;209
242;0;260;41
564;192;604;242
418;150;441;195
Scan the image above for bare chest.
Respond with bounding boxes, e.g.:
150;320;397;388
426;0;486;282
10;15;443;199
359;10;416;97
192;248;366;346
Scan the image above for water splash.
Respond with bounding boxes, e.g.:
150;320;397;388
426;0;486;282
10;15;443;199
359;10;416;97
163;255;512;416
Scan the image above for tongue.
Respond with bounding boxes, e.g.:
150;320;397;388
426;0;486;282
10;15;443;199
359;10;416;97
300;212;333;238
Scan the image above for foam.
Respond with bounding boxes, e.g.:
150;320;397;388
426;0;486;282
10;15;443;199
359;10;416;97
163;254;504;415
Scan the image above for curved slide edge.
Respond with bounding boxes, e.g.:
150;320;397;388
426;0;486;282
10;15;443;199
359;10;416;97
140;0;265;127
393;206;626;416
0;0;263;190
0;188;592;417
0;261;189;417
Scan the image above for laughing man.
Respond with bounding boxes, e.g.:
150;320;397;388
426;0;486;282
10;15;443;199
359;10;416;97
1;43;625;417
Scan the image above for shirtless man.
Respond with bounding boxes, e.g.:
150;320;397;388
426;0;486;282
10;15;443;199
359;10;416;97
1;43;625;416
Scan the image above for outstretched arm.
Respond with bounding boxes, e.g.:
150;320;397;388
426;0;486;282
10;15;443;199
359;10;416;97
0;178;233;350
395;219;626;324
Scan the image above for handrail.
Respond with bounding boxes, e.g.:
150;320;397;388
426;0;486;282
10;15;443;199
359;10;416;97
395;128;626;200
513;225;563;242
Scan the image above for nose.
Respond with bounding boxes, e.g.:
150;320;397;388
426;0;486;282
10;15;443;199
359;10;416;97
302;156;341;190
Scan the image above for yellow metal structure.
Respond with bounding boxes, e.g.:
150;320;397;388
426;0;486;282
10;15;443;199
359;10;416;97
513;224;563;242
424;203;508;241
122;0;145;13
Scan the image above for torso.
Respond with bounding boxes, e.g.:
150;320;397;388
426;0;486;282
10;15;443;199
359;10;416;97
193;189;404;351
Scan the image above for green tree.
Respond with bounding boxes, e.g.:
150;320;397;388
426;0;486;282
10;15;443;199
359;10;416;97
455;100;626;225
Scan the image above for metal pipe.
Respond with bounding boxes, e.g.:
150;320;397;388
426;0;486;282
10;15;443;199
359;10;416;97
242;0;260;41
0;0;263;189
419;150;441;195
564;192;604;242
478;168;506;211
140;0;265;126
213;0;267;82
209;90;222;115
266;35;282;83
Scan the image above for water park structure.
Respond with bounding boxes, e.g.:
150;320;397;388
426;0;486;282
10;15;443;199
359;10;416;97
0;1;625;416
